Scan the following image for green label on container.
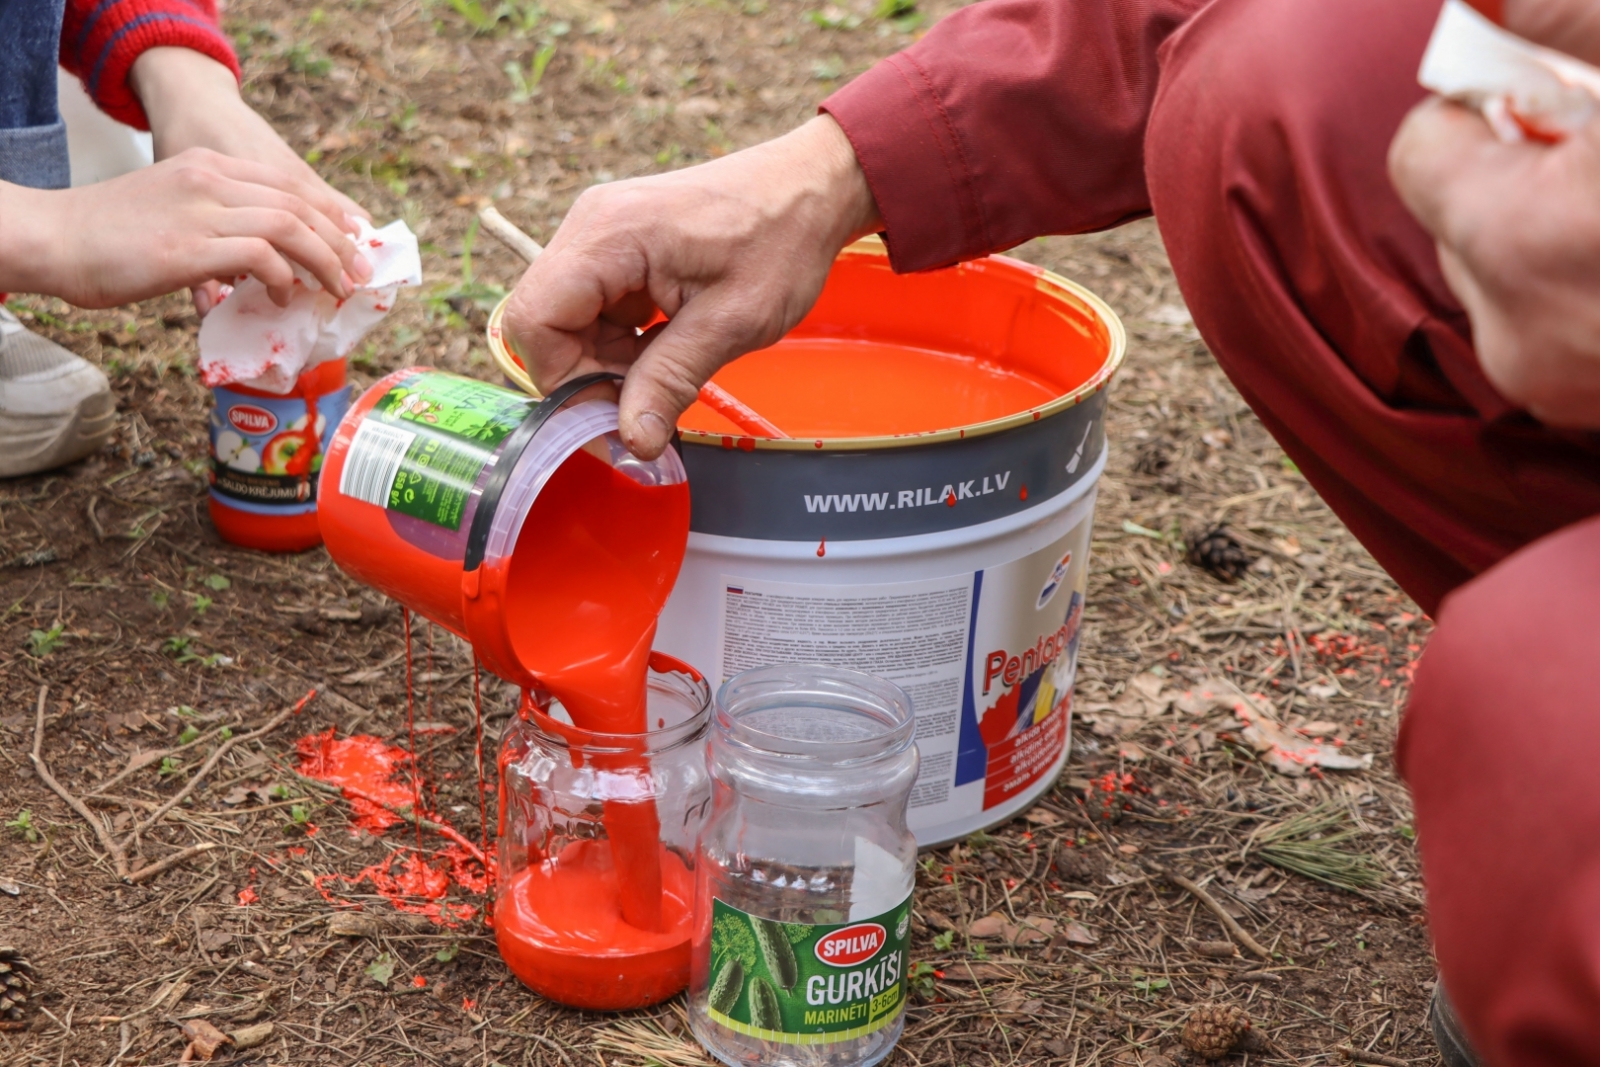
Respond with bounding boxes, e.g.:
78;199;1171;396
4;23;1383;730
340;371;535;530
707;895;911;1045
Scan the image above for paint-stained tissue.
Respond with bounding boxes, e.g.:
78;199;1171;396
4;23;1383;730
198;218;422;393
1420;0;1600;143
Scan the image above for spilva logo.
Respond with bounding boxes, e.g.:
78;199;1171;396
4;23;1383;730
814;923;887;968
1036;550;1072;609
227;404;278;435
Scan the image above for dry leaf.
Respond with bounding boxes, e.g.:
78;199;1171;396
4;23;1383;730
229;1022;274;1049
1190;940;1238;958
179;1019;232;1061
1116;740;1148;762
327;912;383;938
922;909;959;932
1129;672;1166;701
1238;711;1372;775
1061;921;1100;945
1023;807;1062;827
966;914;1009;939
1011;917;1056;945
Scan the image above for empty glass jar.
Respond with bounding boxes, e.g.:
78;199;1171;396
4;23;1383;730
690;664;920;1067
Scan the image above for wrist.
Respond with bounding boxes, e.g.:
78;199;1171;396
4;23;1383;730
130;47;241;144
0;184;70;297
791;115;884;247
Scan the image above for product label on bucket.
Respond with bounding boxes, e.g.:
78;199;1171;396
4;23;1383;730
706;896;911;1044
338;371;535;530
209;383;351;514
715;516;1090;836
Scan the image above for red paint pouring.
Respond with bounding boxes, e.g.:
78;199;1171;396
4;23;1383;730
318;375;694;1000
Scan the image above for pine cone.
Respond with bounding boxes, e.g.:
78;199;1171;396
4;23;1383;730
0;946;35;1022
1180;1003;1249;1061
1186;526;1253;583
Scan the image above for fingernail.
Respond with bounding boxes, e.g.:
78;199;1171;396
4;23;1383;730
343;211;362;233
352;252;373;283
340;270;355;296
637;410;671;451
193;289;213;317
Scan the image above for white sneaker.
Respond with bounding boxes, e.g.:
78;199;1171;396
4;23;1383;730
0;307;116;478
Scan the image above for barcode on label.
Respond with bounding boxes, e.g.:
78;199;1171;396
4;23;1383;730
339;419;416;508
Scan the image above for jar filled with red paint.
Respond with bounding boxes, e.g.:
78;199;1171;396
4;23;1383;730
497;656;711;1010
208;358;351;552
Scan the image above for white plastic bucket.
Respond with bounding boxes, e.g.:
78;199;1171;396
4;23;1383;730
490;240;1124;845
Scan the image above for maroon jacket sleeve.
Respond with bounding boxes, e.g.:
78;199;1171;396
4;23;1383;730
821;0;1209;272
60;0;241;131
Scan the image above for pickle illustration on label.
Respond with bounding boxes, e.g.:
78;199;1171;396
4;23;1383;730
752;916;799;991
748;976;782;1031
709;957;744;1015
706;896;912;1044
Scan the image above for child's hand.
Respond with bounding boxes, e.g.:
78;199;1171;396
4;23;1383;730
0;149;373;309
132;47;370;232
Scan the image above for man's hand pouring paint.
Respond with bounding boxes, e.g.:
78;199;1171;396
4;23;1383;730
501;116;881;460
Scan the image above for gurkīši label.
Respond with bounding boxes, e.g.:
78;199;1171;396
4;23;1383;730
337;371;535;530
706;895;911;1044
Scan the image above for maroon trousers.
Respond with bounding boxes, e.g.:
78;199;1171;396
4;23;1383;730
823;0;1600;1061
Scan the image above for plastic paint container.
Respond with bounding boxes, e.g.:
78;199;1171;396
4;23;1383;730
488;239;1124;846
207;358;351;552
317;368;689;690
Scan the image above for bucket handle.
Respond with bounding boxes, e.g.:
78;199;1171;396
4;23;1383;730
461;371;624;573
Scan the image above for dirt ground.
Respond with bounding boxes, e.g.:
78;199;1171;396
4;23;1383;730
0;0;1439;1064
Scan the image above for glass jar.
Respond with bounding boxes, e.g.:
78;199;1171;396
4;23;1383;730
690;665;920;1067
496;657;711;1011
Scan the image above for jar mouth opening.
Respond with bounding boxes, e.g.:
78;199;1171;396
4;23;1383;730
523;663;711;753
713;664;915;763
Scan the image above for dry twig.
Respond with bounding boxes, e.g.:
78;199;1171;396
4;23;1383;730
1158;868;1273;961
29;685;129;878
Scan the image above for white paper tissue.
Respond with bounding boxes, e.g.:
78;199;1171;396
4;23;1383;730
198;218;422;394
1420;0;1600;143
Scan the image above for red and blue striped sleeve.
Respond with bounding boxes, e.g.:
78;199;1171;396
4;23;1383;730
59;0;241;131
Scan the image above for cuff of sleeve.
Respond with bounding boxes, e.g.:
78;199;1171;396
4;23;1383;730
820;53;991;273
72;9;241;131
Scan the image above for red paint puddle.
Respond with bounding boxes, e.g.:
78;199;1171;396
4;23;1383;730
297;728;492;926
296;730;414;833
237;886;258;906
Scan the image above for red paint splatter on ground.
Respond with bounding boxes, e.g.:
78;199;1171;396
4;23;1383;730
237;887;259;906
296;730;414;832
412;976;427;988
298;728;494;926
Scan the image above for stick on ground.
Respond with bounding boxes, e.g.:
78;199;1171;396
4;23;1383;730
1160;867;1274;961
29;685;130;878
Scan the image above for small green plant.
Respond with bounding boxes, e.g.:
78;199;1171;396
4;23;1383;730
424;219;507;325
365;952;397;987
269;784;291;801
289;804;311;826
504;42;558;101
204;574;230;592
158;757;183;778
807;6;861;30
191;594;213;617
435;942;461;963
932;930;954;952
873;0;923;30
28;625;65;657
970;941;988;961
219;726;234;741
284;43;332;77
6;810;38;843
908;960;937;998
178;725;201;746
162;635;191;657
1132;975;1170;998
